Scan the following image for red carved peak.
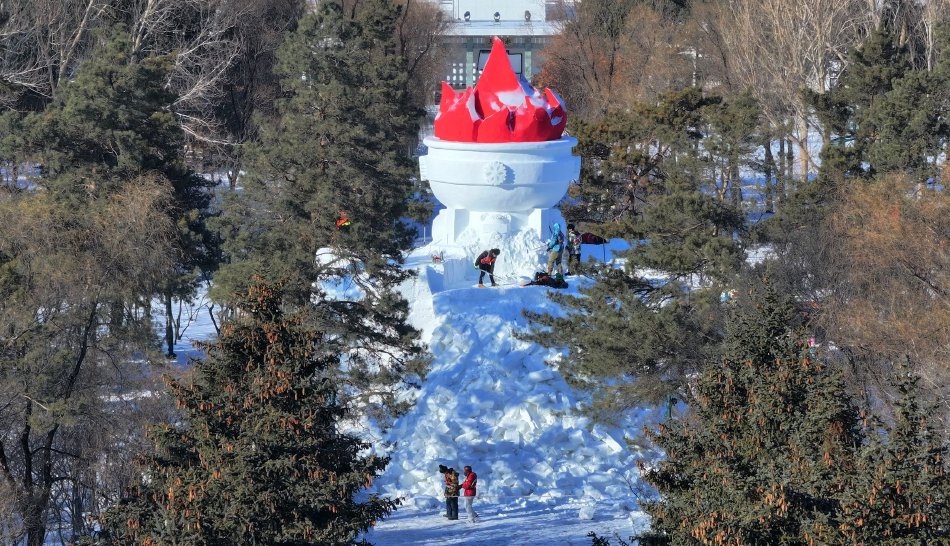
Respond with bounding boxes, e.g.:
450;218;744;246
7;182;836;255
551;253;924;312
434;36;567;143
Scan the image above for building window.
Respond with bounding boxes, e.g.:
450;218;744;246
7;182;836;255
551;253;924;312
446;61;467;87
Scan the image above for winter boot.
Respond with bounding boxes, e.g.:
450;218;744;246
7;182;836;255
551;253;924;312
477;283;485;288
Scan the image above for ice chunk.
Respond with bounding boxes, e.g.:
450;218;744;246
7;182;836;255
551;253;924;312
412;495;442;510
527;369;556;382
578;504;596;520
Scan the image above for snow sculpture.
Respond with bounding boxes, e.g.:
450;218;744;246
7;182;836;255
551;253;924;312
379;39;646;513
433;39;566;143
418;37;580;279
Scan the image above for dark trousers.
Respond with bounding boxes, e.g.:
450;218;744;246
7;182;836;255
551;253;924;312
478;266;495;285
446;496;459;519
567;252;581;274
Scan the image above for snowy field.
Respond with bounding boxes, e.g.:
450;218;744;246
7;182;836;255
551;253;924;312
363;499;649;546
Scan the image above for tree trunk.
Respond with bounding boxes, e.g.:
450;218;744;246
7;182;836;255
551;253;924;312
798;115;810;183
25;497;47;546
777;138;786;206
729;153;742;208
714;162;727;202
71;479;84;541
165;291;176;358
784;137;794;193
228;167;240;191
763;138;775;212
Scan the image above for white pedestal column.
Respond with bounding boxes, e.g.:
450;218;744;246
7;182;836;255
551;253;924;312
420;136;579;245
418;136;579;286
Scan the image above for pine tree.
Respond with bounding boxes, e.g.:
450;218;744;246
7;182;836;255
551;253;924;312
637;286;859;544
838;373;950;544
215;0;419;298
702;91;762;207
628;172;743;283
524;167;741;414
523;267;719;415
864;67;950;178
105;280;396;545
0;27;217;544
526;88;743;415
26;26;219;357
814;26;950;181
563;87;723;238
212;0;426;428
635;286;950;545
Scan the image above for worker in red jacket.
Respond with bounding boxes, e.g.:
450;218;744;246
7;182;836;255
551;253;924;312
460;465;479;523
474;249;500;287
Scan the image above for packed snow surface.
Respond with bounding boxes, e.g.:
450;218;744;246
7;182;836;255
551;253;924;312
364;498;651;546
154;237;657;545
361;238;657;544
383;281;646;502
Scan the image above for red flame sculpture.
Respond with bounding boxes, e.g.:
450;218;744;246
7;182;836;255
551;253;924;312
434;37;567;143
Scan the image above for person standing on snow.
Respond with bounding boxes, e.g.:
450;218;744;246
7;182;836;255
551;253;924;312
460;465;479;523
439;464;460;520
546;223;565;276
565;224;582;275
474;248;501;287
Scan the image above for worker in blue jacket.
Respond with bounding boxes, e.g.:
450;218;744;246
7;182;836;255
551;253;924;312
545;223;564;276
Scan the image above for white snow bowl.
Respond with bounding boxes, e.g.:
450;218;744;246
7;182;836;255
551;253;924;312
419;136;581;212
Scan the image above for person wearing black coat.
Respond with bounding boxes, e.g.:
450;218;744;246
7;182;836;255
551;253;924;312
474;248;501;287
439;464;460;520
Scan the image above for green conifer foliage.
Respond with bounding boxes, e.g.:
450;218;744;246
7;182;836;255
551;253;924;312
702;91;762;207
216;0;419;298
521;225;735;415
523;267;717;413
637;287;950;545
526;89;743;415
212;0;426;429
106;280;396;545
639;288;854;544
629;173;743;283
564;87;721;238
31;28;203;198
864;68;950;177
838;373;950;544
25;26;219;356
815;26;950;181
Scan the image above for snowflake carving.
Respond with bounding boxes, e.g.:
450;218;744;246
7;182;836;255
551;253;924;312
483;161;508;186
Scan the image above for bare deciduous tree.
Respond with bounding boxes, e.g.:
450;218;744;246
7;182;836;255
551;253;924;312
0;176;177;546
0;0;109;108
394;0;450;110
538;0;692;118
829;174;950;427
869;0;950;71
120;0;248;145
0;478;22;544
1;0;252;143
919;0;949;71
721;0;871;181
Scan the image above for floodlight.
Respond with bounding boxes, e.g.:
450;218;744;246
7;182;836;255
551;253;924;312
493;11;501;22
524;10;531;22
463;11;470;22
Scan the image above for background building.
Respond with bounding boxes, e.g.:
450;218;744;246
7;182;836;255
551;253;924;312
434;0;565;88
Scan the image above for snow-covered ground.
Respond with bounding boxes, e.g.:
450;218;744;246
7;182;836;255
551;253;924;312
151;237;660;546
364;498;649;546
358;238;660;545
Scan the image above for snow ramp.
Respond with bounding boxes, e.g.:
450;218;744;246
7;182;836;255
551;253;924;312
383;276;653;508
